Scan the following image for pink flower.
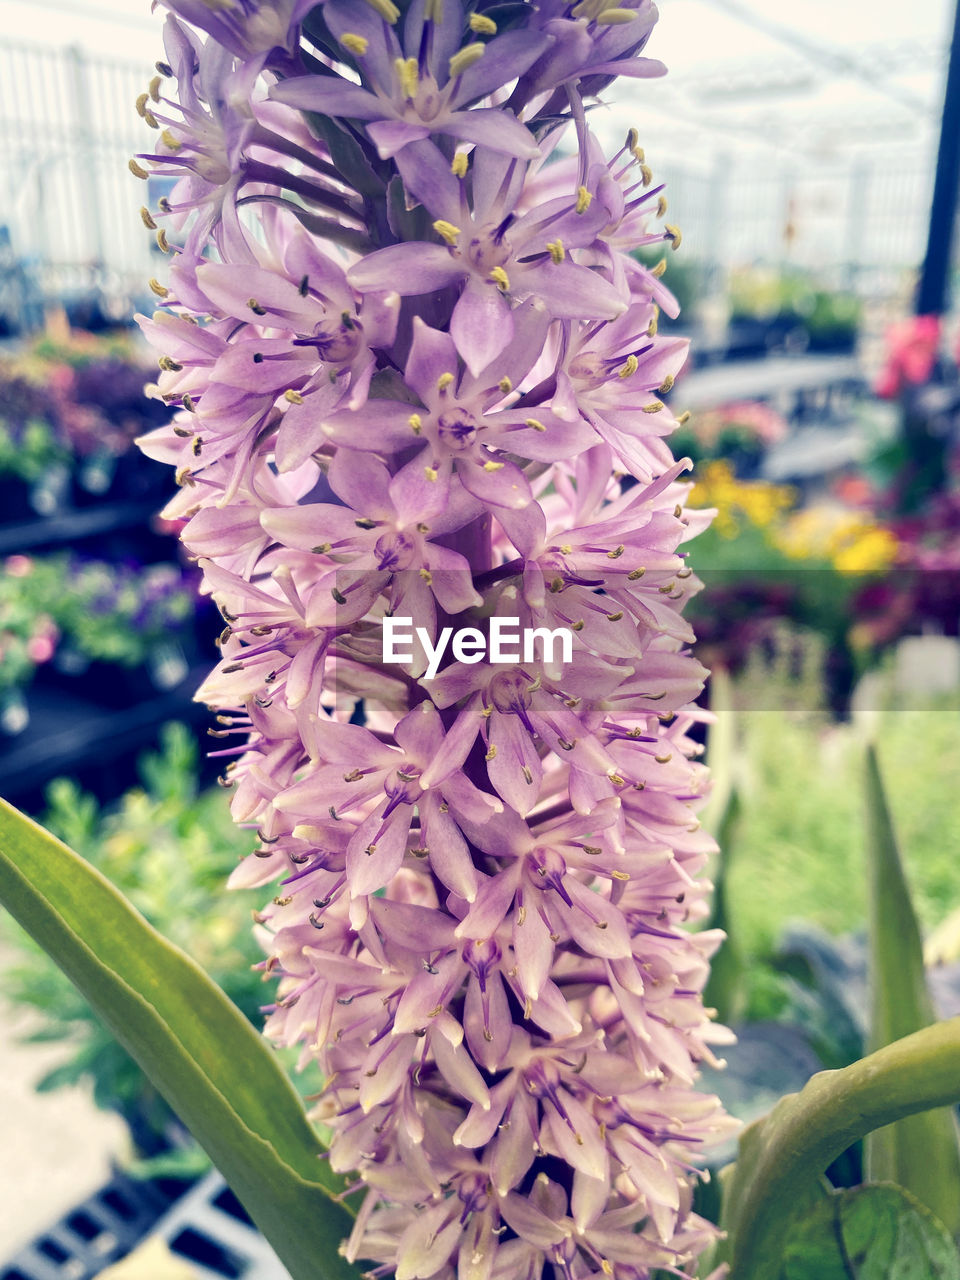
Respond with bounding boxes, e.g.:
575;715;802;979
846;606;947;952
133;1;735;1275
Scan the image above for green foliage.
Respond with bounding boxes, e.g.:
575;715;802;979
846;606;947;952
716;1019;960;1278
0;783;361;1280
0;418;70;483
2;725;265;1153
781;1184;960;1279
863;746;960;1233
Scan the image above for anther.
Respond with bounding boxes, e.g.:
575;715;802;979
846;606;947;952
248;297;267;315
449;45;485;77
658;374;675;394
451;152;469;177
657;194;668;218
488;266;510;291
483;460;504;472
642;401;664;413
140;206;157;230
409;412;422;433
677;410;691;426
651;257;668;278
362;0;400;20
284;389;305;404
525;418;546;432
129;158;149;179
436;372;455;391
135;92;150;117
546;239;565;263
597;7;639;22
575;185;593;214
498;376;512;393
394;56;419;99
433;219;461;245
299;274;309;296
664;223;683;249
148;278;168;297
424;465;439;482
340;32;369;56
148;74;163;102
156;229;171;253
618;354;638;378
469;12;497;32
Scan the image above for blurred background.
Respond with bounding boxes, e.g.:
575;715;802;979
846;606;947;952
0;0;959;1277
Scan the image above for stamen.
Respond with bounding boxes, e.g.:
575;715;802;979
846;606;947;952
148;278;168;297
642;400;664;413
488;266;510;291
160;128;181;151
148;74;163;102
395;57;419;99
451;152;469;177
140;206;157;230
436;372;455;391
362;0;399;20
424;465;439;481
129;158;149;179
449;45;485;77
470;12;497;33
483;460;504;472
597;7;640;22
546;238;565;263
658;374;675;394
498;376;512;393
651;257;668;278
575;185;592;214
433;219;461;245
284;390;305;404
525;418;546;432
618;354;638;378
340;33;369;56
409;413;423;433
665;223;683;249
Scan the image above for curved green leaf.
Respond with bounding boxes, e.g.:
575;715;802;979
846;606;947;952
0;798;361;1280
864;746;960;1233
782;1184;960;1280
718;1018;960;1279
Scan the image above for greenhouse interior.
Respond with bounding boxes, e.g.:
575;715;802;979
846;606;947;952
0;0;959;1277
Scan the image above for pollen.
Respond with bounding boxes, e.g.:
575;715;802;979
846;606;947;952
160;128;181;151
677;411;691;425
284;389;305;404
394;56;419;98
618;354;639;378
436;371;455;391
128;158;149;179
488;266;510;291
340;32;369;56
449;44;485;77
248;297;267;315
546;238;565;263
424;465;439;481
148;278;168;297
451;151;469;177
525;418;546;432
657;194;668;217
408;412;423;433
483;460;505;472
362;0;399;21
658;373;675;394
140;206;157;230
148;74;163;102
135;92;150;118
607;545;625;559
498;376;513;393
575;185;593;214
642;400;664;413
433;219;461;245
469;12;497;32
651;256;668;278
597;7;641;22
665;223;683;249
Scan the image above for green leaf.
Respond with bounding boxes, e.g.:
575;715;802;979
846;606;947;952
864;745;960;1234
716;1018;960;1279
781;1184;960;1279
0;798;362;1280
702;666;746;1024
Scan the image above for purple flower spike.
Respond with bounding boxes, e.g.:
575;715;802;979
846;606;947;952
133;1;735;1276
